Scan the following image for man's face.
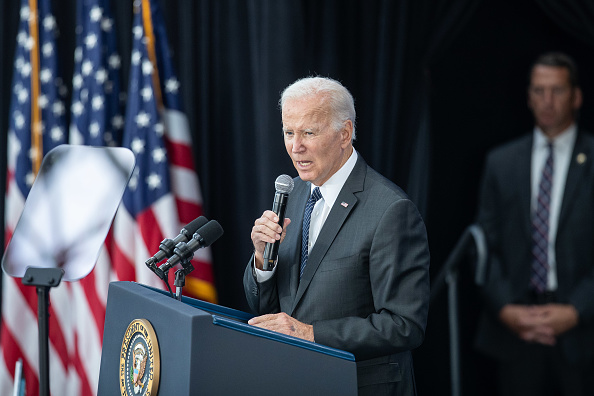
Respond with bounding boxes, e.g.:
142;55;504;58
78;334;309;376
528;65;582;137
282;95;352;186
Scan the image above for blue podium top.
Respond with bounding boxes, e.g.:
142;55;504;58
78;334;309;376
140;283;355;362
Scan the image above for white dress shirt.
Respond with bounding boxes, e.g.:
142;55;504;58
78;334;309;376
255;149;358;282
531;124;576;291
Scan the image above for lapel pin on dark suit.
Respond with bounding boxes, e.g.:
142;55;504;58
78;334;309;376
577;153;587;165
341;202;349;207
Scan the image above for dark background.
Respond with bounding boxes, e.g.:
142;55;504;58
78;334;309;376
2;0;594;395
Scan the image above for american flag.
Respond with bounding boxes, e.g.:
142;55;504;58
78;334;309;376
64;0;124;394
0;0;216;394
0;0;70;395
70;0;123;147
116;0;216;300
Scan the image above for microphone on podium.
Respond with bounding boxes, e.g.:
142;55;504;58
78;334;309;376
262;174;294;270
158;219;224;274
145;216;208;274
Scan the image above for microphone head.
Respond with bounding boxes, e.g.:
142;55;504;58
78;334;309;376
274;174;294;194
184;216;209;235
194;220;224;247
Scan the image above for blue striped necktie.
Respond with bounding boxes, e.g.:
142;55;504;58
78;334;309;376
300;187;322;278
530;142;553;293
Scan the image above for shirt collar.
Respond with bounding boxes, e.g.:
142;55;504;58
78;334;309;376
310;149;358;209
533;124;577;150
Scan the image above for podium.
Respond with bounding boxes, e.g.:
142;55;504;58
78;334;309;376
98;282;357;395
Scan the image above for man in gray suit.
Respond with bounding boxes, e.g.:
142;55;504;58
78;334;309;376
476;52;594;396
243;76;430;395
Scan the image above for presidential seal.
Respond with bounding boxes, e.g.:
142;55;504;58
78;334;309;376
120;319;160;396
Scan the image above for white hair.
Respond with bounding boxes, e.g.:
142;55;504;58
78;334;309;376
279;76;356;140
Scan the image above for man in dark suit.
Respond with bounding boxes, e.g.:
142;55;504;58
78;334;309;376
243;76;430;395
476;52;594;396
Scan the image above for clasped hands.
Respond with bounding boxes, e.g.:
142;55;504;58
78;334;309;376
499;304;579;345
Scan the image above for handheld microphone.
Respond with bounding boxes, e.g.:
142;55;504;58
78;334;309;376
145;216;208;274
262;174;294;270
158;220;224;274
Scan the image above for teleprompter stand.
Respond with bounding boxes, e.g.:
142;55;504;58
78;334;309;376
21;267;65;396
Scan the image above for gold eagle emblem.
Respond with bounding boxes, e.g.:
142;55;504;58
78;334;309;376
134;353;148;387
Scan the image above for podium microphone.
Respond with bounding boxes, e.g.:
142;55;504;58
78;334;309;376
145;216;208;274
158;220;224;274
262;174;294;270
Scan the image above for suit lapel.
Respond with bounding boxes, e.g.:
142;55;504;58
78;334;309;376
559;132;590;229
518;136;534;241
290;157;366;315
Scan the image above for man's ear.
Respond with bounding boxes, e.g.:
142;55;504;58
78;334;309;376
341;120;353;148
573;87;583;110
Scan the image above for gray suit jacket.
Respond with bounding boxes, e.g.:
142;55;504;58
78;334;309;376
244;156;430;395
475;131;594;365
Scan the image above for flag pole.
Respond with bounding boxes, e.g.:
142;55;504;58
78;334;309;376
27;0;43;175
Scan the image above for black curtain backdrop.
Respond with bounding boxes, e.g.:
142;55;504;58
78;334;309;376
422;0;594;394
2;1;594;395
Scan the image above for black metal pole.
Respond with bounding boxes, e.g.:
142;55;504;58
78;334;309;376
22;267;64;396
446;270;461;396
37;285;50;396
430;228;472;304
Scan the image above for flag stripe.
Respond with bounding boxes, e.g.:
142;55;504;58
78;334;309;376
1;323;40;396
4;277;40;378
112;208;136;263
78;271;107;342
190;258;216;283
111;242;137;282
71;284;102;394
170;165;203;205
4;179;25;233
137;209;167;258
162;109;192;144
175;198;202;224
165;138;194;169
71;334;93;396
48;297;71;371
47;342;69;393
0;351;16;396
149;193;180;239
14;277;38;315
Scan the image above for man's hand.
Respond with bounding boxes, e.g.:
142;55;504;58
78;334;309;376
251;211;291;270
248;313;314;342
499;304;555;345
499;303;579;346
537;304;579;336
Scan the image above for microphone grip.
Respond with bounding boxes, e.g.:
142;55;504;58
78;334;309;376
262;192;289;270
153;237;177;263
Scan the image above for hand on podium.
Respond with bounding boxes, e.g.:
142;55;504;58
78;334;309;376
248;312;314;342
